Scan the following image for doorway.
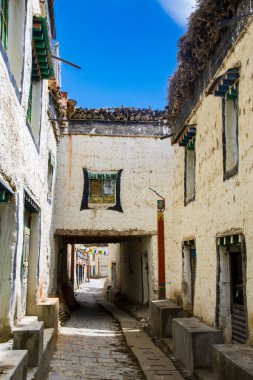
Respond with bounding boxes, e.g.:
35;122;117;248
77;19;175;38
21;192;40;317
182;240;196;315
216;234;248;343
230;247;247;343
141;252;149;305
21;209;31;315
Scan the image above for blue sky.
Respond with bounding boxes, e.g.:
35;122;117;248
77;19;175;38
54;0;196;110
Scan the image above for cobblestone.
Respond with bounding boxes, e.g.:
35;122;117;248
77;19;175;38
46;280;145;380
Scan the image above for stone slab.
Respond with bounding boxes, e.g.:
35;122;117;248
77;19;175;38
150;300;184;339
13;321;44;368
213;344;253;380
43;328;55;379
173;317;223;373
98;297;185;380
18;316;38;325
0;350;27;380
36;298;59;332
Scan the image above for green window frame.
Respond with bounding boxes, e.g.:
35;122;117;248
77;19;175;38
26;81;33;125
0;0;8;50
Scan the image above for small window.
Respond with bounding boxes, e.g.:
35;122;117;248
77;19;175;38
0;0;8;50
89;174;116;204
223;87;239;179
81;169;123;212
26;82;33;126
47;153;55;202
7;0;26;88
26;78;42;145
185;138;196;205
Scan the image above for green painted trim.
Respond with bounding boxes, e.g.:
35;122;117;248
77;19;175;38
32;15;54;80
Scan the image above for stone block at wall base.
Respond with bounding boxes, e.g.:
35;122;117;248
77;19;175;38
173;317;223;373
150;300;184;339
213;344;253;380
0;350;28;380
13;321;44;370
35;298;59;334
43;328;56;379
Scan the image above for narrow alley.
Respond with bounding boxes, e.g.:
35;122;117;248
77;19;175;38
2;1;253;380
47;280;145;380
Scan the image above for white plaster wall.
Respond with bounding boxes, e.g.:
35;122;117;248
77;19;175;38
106;243;120;284
54;134;173;235
119;236;157;304
0;0;58;333
166;19;253;342
98;246;116;279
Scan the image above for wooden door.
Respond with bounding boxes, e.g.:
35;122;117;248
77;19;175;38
230;249;247;343
141;253;149;305
21;210;32;315
21;226;30;315
190;247;196;313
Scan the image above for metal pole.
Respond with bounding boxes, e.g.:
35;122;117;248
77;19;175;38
157;199;166;299
52;55;82;69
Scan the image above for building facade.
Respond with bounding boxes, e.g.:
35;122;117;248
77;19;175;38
166;0;253;345
0;0;60;343
53;107;174;305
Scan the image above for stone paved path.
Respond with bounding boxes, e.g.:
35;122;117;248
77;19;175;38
46;279;145;380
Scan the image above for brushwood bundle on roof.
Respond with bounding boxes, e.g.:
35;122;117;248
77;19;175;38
71;107;167;123
167;0;242;131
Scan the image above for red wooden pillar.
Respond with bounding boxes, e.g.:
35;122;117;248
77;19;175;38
157;199;166;299
71;244;75;284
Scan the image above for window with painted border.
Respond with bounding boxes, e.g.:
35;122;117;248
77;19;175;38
184;137;196;205
7;0;26;89
222;83;239;180
80;169;123;213
26;77;42;146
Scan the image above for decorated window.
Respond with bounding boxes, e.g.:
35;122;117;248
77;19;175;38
81;169;123;212
185;137;196;205
89;173;117;204
223;84;239;179
27;17;54;143
210;68;239;180
177;126;196;205
0;0;8;50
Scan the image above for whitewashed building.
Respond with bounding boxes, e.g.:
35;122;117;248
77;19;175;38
164;0;253;369
53;106;174;306
0;0;60;353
